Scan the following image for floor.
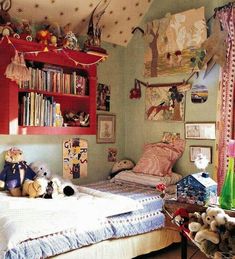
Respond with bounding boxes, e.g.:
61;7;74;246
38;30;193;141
134;242;208;259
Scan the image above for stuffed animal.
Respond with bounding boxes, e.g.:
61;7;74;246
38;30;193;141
29;160;52;179
30;161;76;198
172;208;190;233
188;212;204;239
0;147;36;196
22;178;48;198
109;159;135;178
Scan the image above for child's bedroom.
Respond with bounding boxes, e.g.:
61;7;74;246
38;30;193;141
0;0;234;258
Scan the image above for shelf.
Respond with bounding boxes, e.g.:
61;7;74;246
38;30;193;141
18;88;90;100
0;36;103;135
18;126;95;135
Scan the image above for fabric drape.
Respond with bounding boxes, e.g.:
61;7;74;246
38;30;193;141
215;3;235;193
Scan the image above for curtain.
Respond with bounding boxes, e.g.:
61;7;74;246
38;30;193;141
215;3;235;193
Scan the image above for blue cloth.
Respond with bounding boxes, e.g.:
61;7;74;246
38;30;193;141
0;161;36;190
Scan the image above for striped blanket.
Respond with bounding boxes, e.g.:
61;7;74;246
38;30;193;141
3;181;164;259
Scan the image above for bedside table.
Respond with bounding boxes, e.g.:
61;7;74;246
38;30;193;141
164;199;235;259
164;199;206;259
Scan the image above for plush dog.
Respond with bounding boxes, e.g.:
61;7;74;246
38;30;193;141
22;178;48;198
30;161;76;198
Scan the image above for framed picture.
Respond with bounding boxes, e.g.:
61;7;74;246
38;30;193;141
97;114;116;143
162;132;180;143
189;146;212;163
97;83;110;111
145;85;185;122
185;122;216;139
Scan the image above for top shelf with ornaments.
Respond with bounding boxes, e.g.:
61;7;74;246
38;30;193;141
0;36;108;71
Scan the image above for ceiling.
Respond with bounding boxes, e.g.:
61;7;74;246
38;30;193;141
6;0;153;47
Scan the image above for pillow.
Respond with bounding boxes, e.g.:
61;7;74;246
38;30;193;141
110;170;182;187
133;139;185;176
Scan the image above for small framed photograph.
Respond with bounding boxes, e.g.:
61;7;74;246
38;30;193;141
97;114;116;143
97;83;110;111
185;122;216;139
189;146;212;163
162;132;180;143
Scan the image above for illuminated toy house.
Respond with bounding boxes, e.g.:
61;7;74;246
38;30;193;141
177;172;217;206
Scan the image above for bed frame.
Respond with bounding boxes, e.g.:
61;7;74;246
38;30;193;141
54;228;180;259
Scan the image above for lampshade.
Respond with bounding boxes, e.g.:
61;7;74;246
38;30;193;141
227;139;235;157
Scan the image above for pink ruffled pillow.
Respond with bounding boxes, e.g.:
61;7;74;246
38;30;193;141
133;139;185;176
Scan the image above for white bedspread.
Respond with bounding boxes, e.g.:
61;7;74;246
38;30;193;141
0;186;142;257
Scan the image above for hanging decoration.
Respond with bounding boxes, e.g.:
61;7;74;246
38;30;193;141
129;79;147;99
0;36;106;83
145;84;185;122
201;16;228;78
63;138;88;180
144;7;207;77
5;51;30;83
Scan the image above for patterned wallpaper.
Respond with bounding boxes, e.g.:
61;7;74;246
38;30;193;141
8;0;153;46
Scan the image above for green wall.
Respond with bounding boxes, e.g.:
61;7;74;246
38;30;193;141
0;0;231;183
0;42;126;185
123;0;231;177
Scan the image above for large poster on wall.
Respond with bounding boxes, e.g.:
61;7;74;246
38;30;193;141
144;7;207;77
63;138;88;179
145;86;185;121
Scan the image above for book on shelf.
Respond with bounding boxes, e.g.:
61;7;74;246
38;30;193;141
19;92;63;127
20;65;88;96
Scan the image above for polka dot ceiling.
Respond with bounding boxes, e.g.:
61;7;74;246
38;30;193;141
8;0;153;46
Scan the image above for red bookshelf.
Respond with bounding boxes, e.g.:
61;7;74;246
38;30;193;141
0;37;106;135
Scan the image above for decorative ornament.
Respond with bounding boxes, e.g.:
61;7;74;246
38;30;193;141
194;153;209;178
201;16;228;78
5;51;30;83
63;31;78;50
156;183;166;198
129;79;142;99
83;0;109;54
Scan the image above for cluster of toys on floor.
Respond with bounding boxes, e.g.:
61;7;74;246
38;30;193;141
0;147;76;198
172;207;235;258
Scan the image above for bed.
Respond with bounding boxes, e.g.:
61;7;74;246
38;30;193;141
0;139;185;259
0;177;181;259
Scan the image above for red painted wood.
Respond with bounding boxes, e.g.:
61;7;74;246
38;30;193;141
0;36;102;135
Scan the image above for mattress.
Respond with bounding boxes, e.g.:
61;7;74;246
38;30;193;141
1;180;165;259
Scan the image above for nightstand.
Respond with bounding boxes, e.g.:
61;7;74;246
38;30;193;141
164;199;206;259
164;199;235;259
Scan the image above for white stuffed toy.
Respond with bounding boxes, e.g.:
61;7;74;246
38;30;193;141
30;161;76;198
110;159;135;178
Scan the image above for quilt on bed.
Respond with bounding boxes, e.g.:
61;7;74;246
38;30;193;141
2;181;164;259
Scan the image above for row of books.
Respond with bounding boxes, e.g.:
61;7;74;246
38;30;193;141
19;67;88;96
19;92;63;127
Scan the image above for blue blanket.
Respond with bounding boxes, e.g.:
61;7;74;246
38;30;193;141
5;181;164;259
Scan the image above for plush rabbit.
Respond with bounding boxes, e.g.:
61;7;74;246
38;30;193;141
0;0;11;25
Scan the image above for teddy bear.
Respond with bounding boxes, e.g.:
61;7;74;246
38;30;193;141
30;161;76;198
194;208;220;244
22;177;48;198
0;147;36;196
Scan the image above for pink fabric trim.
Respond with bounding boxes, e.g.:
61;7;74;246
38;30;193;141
216;6;235;193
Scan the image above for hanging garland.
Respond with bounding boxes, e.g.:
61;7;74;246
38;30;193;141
0;36;106;84
2;36;106;65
